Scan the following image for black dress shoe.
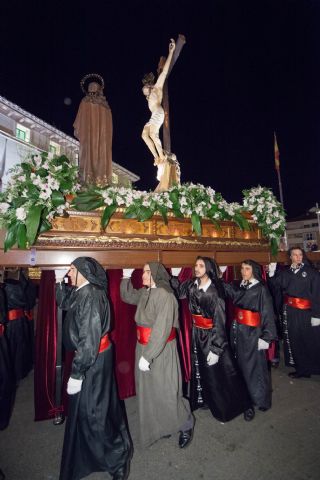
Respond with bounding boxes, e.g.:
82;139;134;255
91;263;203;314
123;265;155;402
243;407;255;421
288;371;311;379
178;428;193;448
113;462;130;480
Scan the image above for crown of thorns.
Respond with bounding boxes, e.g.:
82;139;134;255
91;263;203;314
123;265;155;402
80;73;105;94
142;72;155;86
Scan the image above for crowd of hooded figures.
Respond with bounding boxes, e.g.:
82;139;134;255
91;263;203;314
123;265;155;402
1;246;320;480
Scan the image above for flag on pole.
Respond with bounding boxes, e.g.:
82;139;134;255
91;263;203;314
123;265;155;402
274;133;280;171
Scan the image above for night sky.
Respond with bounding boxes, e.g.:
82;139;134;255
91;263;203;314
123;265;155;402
1;0;320;218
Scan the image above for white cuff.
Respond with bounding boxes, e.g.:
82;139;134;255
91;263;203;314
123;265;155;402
67;377;83;395
258;338;269;350
207;351;219;366
311;317;320;327
122;268;134;278
138;356;150;371
171;268;182;277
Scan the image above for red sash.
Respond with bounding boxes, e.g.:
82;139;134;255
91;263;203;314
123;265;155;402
137;326;176;346
234;307;261;327
8;309;25;321
192;314;214;329
284;295;311;310
0;324;4;336
98;334;110;353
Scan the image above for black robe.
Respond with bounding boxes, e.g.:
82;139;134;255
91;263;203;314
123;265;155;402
172;278;252;422
0;287;15;430
223;281;277;409
269;264;320;375
56;283;131;480
4;279;32;381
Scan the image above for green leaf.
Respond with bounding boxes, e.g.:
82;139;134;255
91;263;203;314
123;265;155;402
172;208;184;219
4;224;18;252
124;205;138;219
51;190;65;207
158;206;168;225
38;219;52;234
191;212;202;236
73;199;104;211
101;204;117;229
270;238;279;256
25;205;43;245
233;213;250;231
137;206;154;222
17;223;27;249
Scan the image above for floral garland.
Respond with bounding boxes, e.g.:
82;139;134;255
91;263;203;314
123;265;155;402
0;152;79;251
242;186;286;254
0;153;286;253
73;182;250;235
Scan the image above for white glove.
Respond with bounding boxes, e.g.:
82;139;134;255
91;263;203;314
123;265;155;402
207;351;219;366
67;377;83;395
311;317;320;327
55;268;69;282
138;356;150;371
171;268;182;277
268;262;277;277
122;268;134;278
258;338;269;350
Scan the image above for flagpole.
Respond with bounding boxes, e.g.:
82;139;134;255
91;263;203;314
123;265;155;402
274;133;288;250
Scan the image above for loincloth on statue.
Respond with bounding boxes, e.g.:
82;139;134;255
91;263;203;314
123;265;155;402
146;108;165;128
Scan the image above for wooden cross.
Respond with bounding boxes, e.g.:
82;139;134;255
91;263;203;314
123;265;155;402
157;34;186;154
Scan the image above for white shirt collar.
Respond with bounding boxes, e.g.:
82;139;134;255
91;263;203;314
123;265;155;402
76;280;90;291
240;278;259;289
194;278;212;292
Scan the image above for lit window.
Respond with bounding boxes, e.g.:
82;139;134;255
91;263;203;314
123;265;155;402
49;141;60;156
16;123;30;143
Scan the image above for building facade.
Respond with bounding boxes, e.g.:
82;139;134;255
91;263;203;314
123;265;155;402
286;208;320;252
0;95;139;190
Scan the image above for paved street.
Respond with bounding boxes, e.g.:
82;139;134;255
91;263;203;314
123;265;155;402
0;362;319;480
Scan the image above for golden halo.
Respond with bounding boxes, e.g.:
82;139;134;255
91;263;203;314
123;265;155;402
80;73;105;94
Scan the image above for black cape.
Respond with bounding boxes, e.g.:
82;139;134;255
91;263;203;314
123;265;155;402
4;279;32;381
0;287;15;430
223;281;277;409
172;278;252;422
269;264;320;375
56;282;131;480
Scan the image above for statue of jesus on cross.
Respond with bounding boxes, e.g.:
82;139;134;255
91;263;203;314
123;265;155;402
141;35;186;192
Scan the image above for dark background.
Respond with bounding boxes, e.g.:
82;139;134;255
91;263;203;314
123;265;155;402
1;0;319;218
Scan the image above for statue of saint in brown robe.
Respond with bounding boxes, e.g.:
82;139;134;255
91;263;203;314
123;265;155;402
74;79;113;186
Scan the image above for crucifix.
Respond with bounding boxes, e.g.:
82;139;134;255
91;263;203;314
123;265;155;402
141;34;186;191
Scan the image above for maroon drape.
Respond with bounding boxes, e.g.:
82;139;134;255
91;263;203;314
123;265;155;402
108;269;138;399
176;268;193;382
34;270;57;421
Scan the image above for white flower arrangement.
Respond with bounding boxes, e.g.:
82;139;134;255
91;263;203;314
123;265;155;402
0;152;79;251
0;152;286;253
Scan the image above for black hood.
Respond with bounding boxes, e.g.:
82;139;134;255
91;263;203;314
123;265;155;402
72;257;107;289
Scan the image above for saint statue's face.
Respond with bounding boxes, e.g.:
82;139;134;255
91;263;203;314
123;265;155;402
142;264;155;287
88;82;101;94
241;263;254;282
142;85;152;97
194;259;208;281
290;249;303;266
